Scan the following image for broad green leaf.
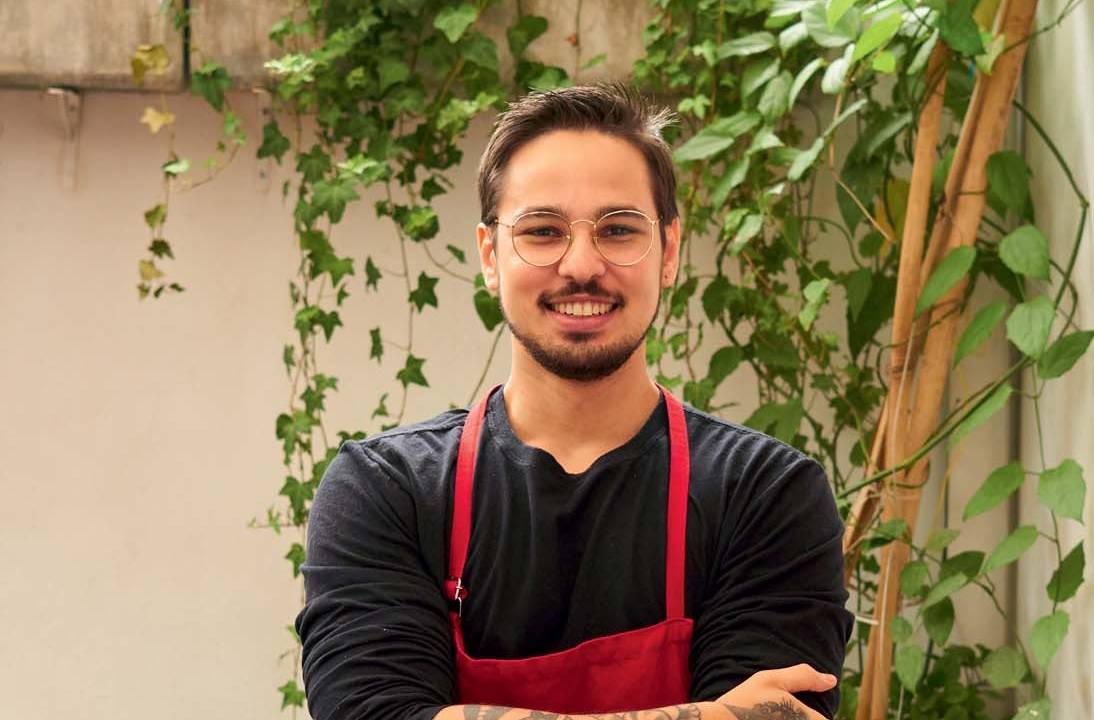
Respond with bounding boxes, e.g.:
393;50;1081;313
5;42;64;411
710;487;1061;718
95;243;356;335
924;597;955;645
798;278;831;330
982;646;1028;689
1013;698;1052;720
851;13;902;63
939;0;985;56
788;137;825;180
758;71;793;120
507;14;547;56
803;0;861;47
702;275;732;321
708;346;744;386
826;0;857;28
964;462;1025;520
1006;296;1055;358
894;644;925;691
1030;611;1069;669
580;53;607;70
915;246;976;317
1046;541;1084;602
922;573;968;609
900;560;929;596
674;112;762;162
434;4;478;43
748;129;782;154
949;383;1012;447
925;527;960;552
711;156;750;210
1038;459;1086;522
717;32;777;58
779;22;809;52
999;225;1050;280
987;150;1031;215
730;213;764;254
822;46;853;93
462;31;499;71
907;31;938;76
982;525;1038;574
789;57;825;107
872;50;896;73
890;615;913;643
943;550;986;580
396;354;429;388
1039;331;1094;378
955;300;1007;366
742;58;780;97
845;268;872;321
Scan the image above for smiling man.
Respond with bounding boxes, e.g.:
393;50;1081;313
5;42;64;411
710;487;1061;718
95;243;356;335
295;85;853;720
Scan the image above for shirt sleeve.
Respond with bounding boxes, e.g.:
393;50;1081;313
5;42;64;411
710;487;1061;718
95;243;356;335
689;449;853;719
294;442;454;720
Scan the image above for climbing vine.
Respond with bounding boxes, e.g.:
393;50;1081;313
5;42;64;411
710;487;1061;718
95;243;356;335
132;0;1088;717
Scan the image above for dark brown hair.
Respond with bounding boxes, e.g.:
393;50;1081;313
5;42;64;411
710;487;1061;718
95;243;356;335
476;83;679;232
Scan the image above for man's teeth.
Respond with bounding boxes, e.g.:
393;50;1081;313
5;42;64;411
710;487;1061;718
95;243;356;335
551;301;614;317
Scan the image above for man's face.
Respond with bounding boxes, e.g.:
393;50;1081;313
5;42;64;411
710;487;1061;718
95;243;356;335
477;130;681;382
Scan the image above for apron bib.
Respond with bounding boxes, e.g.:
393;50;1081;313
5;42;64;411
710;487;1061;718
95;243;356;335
444;385;694;714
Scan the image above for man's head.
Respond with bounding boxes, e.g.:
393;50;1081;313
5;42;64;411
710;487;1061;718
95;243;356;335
475;84;682;382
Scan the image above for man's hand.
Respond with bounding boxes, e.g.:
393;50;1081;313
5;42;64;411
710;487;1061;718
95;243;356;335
715;664;838;720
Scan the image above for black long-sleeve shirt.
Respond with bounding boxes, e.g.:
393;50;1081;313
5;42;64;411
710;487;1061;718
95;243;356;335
295;391;853;719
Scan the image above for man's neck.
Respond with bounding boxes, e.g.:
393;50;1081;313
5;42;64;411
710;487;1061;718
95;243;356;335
502;350;661;474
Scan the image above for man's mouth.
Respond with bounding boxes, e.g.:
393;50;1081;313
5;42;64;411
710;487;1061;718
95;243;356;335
547;301;618;317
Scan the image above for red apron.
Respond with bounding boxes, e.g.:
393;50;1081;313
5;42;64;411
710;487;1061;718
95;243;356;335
444;385;694;714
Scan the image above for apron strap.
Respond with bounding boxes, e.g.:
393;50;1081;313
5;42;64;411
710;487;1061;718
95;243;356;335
446;384;691;620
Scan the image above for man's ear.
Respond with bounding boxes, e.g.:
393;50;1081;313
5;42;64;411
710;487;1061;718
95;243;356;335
477;222;499;292
660;216;682;289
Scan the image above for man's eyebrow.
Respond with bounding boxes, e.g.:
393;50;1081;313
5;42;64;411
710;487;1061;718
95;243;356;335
511;203;650;218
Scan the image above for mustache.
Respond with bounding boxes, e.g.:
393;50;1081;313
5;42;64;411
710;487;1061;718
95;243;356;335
539;281;624;305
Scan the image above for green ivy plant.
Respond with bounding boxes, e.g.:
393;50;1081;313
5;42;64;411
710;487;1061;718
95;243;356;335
133;0;1088;716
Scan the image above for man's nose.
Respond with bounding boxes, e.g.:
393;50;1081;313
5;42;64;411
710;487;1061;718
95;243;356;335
556;221;606;282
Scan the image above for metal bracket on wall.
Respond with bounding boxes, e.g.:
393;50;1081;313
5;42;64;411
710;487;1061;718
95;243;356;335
46;87;81;190
253;87;272;193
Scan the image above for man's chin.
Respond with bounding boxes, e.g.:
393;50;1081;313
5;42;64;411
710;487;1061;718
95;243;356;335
509;326;643;382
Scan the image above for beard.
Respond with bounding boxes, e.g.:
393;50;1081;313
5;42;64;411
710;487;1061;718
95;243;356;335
500;280;658;382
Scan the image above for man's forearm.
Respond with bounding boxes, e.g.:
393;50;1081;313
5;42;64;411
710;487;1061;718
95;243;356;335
434;700;809;719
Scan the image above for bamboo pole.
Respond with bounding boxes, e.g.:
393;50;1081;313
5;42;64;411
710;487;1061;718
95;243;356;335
854;0;1040;716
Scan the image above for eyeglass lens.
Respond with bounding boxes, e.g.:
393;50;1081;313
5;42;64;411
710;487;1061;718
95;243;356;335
511;211;654;266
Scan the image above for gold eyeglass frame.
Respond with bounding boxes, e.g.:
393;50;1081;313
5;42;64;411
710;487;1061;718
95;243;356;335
494;209;660;268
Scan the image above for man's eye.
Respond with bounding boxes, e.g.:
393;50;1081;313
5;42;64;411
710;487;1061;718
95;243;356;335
600;225;638;237
524;226;564;237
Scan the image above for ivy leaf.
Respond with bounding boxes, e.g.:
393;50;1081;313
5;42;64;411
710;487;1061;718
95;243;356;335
1046;541;1084;602
981;525;1038;574
949;383;1012;447
1013;699;1052;720
1006;296;1055;358
402;206;440;241
1038;459;1085;522
364;256;382;291
371;393;390;420
798;278;830;330
915;245;976;317
148;238;173;259
190;61;231;112
277;679;306;709
674;112;762;162
507;14;548;57
894;644;924;691
396;354;429;388
162;157;190;177
434;3;478;43
981;646;1028;689
900;560;930;596
446;244;467;263
986;150;1030;214
408;272;439;312
999;225;1050;280
702;275;732;321
1030;611;1069;669
851;13;903;63
964;462;1025;520
311;178;360;223
378;57;410;92
369;327;383;362
925;527;960;552
923;597;955;645
474;288;504;331
684;379;717;410
279;475;313;522
140;106;175;134
954;300;1007;366
421;177;447;201
285;543;306;577
939;0;985;56
669;277;699;319
708;346;744;386
717;31;777;58
1038;330;1094;379
257;121;291;163
139;259;164;281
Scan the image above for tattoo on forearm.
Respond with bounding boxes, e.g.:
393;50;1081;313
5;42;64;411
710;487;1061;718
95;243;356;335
463;707;511;720
460;704;707;720
722;701;807;720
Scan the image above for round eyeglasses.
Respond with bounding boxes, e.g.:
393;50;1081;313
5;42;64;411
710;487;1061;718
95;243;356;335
495;209;659;267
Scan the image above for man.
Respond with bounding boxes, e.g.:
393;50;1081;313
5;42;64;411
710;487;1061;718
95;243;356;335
296;84;853;720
